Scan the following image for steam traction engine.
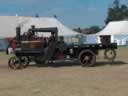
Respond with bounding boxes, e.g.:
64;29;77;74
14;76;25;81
8;26;117;70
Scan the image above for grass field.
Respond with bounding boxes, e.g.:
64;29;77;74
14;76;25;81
0;47;128;96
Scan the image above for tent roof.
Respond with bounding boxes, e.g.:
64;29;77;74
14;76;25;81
0;16;30;38
0;16;79;37
22;17;79;36
97;20;128;35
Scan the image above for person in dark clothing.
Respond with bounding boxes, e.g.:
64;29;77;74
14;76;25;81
48;32;56;43
43;32;57;62
43;38;48;48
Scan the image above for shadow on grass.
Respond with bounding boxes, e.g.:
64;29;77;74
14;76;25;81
29;60;128;68
29;60;79;68
49;61;79;68
95;61;128;67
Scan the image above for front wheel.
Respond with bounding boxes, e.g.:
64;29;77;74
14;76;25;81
20;56;29;68
79;50;96;67
104;49;116;61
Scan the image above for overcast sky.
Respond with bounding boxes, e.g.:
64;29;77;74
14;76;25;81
0;0;128;28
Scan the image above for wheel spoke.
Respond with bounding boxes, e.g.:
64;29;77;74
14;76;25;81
79;50;96;67
104;49;116;61
8;56;21;70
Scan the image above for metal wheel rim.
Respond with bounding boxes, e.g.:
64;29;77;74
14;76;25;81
80;53;94;66
104;49;116;61
79;50;96;67
8;57;21;70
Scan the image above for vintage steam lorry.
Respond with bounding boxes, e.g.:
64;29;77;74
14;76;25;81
8;26;117;70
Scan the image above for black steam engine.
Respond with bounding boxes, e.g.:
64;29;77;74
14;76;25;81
8;26;117;70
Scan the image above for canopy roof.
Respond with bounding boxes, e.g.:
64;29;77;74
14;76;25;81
97;20;128;35
22;17;79;36
0;16;79;38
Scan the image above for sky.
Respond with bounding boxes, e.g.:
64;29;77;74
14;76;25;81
0;0;128;28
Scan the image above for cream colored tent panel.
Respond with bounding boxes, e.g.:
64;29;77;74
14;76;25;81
22;17;79;36
0;16;79;37
0;16;17;37
97;21;128;35
0;16;32;37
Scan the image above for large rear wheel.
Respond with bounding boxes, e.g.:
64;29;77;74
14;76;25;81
8;56;21;70
79;50;96;67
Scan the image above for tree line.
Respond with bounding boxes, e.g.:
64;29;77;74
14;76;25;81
74;0;128;34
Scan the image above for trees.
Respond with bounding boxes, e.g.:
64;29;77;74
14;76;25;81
88;26;101;34
73;26;101;34
74;0;128;34
105;0;128;24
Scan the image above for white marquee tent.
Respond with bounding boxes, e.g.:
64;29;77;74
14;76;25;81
0;16;79;38
1;16;128;46
22;17;79;36
96;20;128;44
97;20;128;35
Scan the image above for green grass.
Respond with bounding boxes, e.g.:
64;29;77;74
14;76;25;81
0;52;13;59
0;51;6;55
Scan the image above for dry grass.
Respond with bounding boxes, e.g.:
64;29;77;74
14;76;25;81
0;47;128;96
